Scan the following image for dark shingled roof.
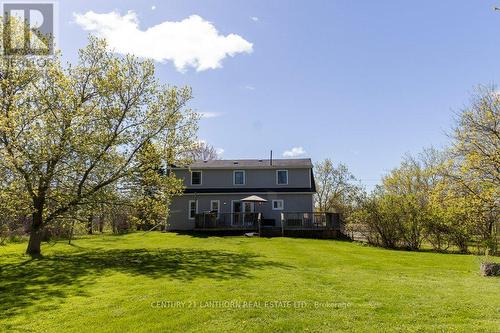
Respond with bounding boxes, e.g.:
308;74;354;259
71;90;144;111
184;187;315;194
186;158;313;169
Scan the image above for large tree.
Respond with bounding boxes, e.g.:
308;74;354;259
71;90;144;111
129;140;185;231
450;85;499;252
189;140;220;161
0;36;198;256
380;149;445;250
314;158;361;214
453;85;500;188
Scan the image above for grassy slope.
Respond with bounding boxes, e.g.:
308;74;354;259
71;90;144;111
0;233;499;333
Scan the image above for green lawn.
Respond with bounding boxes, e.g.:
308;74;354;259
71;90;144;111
1;233;499;332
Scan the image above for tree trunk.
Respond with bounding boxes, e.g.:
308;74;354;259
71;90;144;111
26;227;43;256
98;215;104;233
68;220;75;245
87;214;93;235
26;199;44;257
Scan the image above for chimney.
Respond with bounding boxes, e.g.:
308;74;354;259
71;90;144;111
270;150;273;166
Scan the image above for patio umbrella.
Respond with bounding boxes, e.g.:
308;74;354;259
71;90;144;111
241;195;267;236
240;195;268;203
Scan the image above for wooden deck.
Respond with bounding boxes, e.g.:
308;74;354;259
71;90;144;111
194;212;344;238
194;212;260;230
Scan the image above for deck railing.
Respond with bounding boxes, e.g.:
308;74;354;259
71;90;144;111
194;211;342;231
281;212;341;230
194;212;261;230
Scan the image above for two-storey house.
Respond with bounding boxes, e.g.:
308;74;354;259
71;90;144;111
168;158;316;230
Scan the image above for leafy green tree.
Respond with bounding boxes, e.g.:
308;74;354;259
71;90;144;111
353;149;449;250
0;164;30;240
380;149;445;250
129;140;185;231
314;158;362;216
342;85;498;254
0;36;198;256
450;85;499;253
350;187;401;248
429;173;477;253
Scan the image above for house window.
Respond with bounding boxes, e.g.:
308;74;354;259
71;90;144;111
233;170;245;185
276;170;288;185
191;171;202;185
188;200;198;219
210;200;220;217
272;200;284;210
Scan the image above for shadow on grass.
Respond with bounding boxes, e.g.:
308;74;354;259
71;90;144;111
0;248;292;319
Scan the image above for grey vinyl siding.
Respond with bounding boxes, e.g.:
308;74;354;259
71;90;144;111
168;162;315;230
168;193;313;230
175;168;311;189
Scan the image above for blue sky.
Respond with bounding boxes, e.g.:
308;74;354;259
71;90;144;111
58;0;500;188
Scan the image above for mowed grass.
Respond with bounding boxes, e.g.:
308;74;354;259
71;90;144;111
0;233;499;332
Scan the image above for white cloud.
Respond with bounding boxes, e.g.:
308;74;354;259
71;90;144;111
198;111;223;119
244;84;255;90
151;6;156;10
73;11;253;72
250;16;259;22
283;146;306;158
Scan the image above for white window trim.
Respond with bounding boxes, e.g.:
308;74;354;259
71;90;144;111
188;200;198;220
210;200;220;218
233;170;246;185
276;170;288;185
190;170;202;185
272;199;284;211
